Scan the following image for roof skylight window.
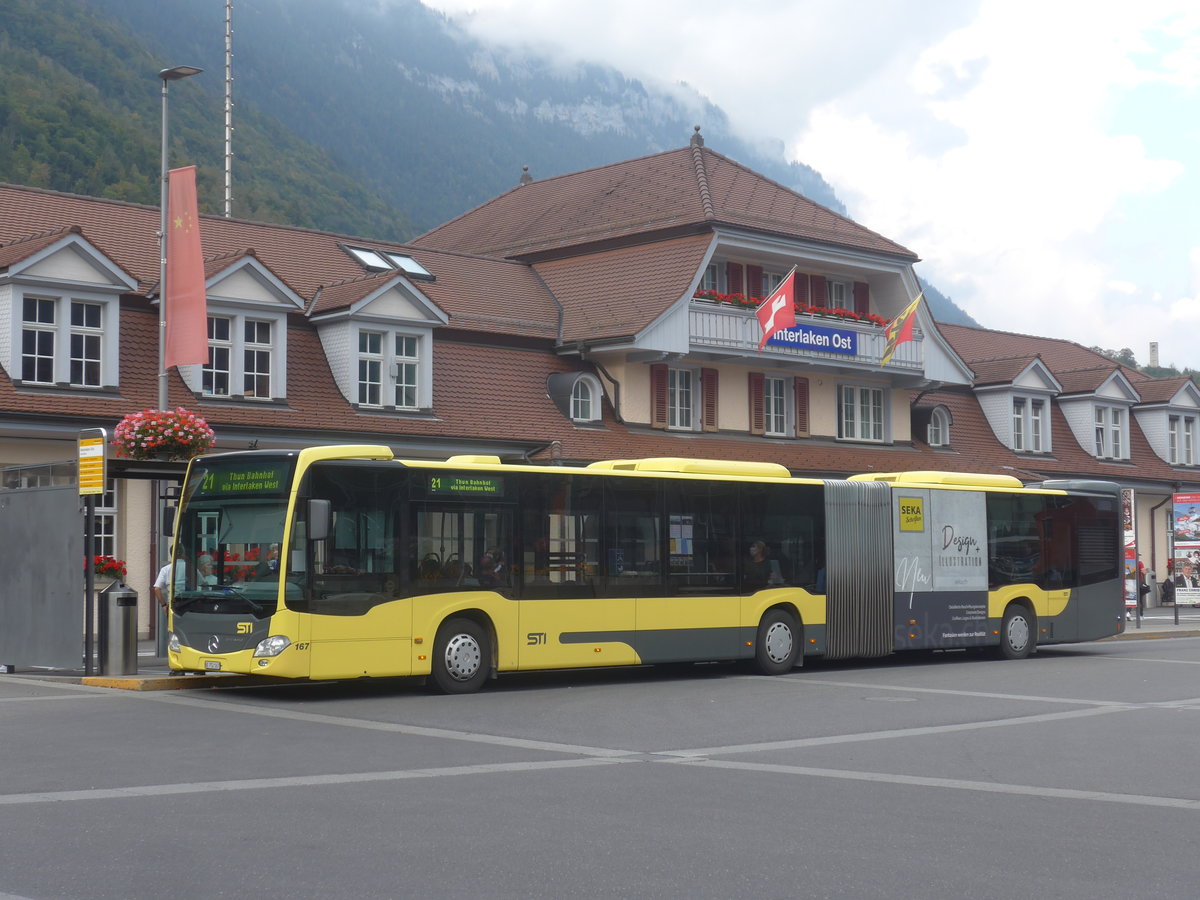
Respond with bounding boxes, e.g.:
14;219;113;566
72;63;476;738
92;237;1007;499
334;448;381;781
343;245;435;280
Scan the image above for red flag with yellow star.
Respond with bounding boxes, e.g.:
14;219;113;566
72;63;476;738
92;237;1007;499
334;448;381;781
164;166;208;369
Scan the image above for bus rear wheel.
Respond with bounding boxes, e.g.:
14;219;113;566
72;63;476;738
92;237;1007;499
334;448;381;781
753;609;800;675
430;617;490;694
998;605;1035;660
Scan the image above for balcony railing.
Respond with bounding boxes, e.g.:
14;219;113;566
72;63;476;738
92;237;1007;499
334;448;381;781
689;300;923;371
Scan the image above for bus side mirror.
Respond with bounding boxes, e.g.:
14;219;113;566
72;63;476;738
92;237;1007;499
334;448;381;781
308;499;331;542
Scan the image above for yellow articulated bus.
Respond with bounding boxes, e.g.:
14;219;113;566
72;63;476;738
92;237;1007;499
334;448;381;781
166;445;1124;692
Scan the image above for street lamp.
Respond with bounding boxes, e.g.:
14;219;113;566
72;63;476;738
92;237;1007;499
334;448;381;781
157;65;203;411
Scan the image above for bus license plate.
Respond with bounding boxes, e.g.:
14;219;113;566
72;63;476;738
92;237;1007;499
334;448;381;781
204;660;222;671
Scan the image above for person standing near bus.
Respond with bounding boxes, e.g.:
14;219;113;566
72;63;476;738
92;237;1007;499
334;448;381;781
153;558;187;609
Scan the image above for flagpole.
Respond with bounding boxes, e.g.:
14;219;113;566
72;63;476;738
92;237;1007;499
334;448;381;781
157;65;203;412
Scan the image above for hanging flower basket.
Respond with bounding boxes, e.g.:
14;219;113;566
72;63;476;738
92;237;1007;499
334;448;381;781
112;407;216;461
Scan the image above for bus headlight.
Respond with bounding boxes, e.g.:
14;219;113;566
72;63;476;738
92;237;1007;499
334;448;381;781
168;632;180;653
253;635;292;658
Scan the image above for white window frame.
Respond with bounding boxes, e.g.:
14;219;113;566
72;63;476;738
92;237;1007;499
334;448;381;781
827;279;851;310
17;293;118;388
242;319;273;399
928;408;950;447
1094;405;1126;459
202;311;282;400
95;483;118;559
668;367;694;431
700;263;718;292
1169;415;1198;466
204;316;232;397
69;300;103;387
838;383;886;442
352;326;429;411
357;330;384;406
1013;395;1049;453
571;379;593;422
761;271;784;298
764;375;788;436
393;334;419;410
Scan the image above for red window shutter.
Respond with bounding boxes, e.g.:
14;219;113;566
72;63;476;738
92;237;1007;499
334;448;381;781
701;368;719;433
811;277;827;308
747;265;763;300
650;364;668;429
795;274;811;307
794;377;810;436
726;262;744;297
854;281;870;316
748;372;765;436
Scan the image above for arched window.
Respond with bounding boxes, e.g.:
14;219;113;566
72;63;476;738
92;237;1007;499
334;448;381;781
928;407;950;447
571;378;593;422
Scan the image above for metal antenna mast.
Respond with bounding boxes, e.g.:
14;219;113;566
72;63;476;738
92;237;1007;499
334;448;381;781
224;0;234;217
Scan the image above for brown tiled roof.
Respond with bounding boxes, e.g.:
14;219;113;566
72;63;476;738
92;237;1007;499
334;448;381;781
1054;365;1123;395
1131;375;1193;404
967;356;1041;386
534;233;713;342
0;183;557;339
941;323;1119;371
414;145;917;261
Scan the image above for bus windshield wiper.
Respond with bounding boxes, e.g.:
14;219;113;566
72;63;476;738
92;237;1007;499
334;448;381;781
214;586;266;616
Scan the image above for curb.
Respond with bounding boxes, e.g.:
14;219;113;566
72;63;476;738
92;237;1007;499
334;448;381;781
78;673;265;691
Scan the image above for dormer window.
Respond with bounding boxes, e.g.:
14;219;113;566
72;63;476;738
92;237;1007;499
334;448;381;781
343;245;434;280
1094;405;1127;459
1013;396;1048;453
20;295;114;388
355;328;426;411
1169;415;1198;465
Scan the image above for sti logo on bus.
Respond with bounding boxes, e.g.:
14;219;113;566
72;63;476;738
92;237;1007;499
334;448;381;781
899;497;925;532
236;622;253;634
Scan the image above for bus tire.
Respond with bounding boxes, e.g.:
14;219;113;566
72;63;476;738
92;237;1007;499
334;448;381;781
753;609;800;675
998;604;1035;660
430;617;490;694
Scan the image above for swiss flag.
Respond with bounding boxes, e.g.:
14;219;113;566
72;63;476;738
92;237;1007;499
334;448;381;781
756;269;798;350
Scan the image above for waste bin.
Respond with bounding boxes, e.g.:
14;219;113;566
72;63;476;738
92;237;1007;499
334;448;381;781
100;581;138;676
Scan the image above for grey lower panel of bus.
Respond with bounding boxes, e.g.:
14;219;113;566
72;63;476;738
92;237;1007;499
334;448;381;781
824;480;894;660
892;591;991;650
562;628;753;663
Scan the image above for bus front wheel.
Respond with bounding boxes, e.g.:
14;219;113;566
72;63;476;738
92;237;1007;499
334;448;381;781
430;617;490;694
753;609;800;675
998;605;1035;660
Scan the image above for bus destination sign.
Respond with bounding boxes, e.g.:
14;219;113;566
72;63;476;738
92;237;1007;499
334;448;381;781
195;462;292;498
429;474;504;497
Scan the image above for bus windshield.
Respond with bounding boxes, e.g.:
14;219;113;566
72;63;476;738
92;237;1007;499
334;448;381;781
170;454;296;617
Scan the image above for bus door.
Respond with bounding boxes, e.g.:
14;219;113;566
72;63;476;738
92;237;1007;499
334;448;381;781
518;474;636;669
643;482;741;663
304;463;405;679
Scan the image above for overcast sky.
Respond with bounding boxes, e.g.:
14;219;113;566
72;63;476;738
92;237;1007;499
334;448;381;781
421;0;1198;371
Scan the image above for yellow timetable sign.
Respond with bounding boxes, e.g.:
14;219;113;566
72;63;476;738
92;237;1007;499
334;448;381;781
898;496;924;532
78;429;107;496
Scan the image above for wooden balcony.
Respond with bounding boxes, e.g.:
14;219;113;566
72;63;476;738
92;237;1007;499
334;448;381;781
688;300;923;371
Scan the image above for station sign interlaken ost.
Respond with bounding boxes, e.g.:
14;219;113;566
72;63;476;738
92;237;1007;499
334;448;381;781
766;322;858;355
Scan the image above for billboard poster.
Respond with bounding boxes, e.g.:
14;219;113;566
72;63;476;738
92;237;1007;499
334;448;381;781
1123;489;1137;609
1171;493;1200;606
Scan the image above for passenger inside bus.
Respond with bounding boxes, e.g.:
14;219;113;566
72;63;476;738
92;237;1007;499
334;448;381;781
744;540;784;588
